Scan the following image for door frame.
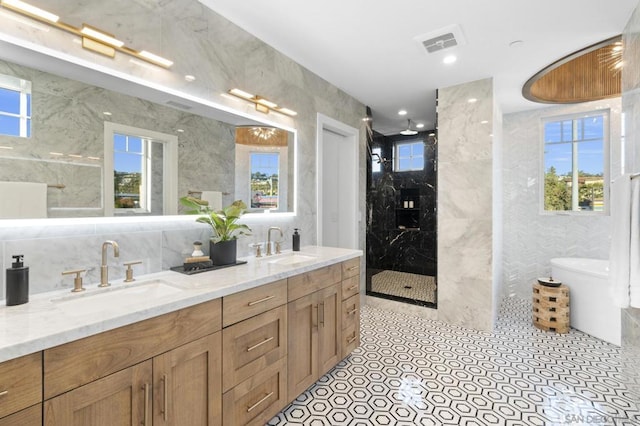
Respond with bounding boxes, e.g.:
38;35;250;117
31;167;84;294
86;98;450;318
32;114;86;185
316;113;359;249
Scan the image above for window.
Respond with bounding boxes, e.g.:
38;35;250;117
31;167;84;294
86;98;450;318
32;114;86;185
104;122;178;216
372;147;382;173
0;73;31;138
394;140;424;171
113;133;148;211
250;152;279;209
542;111;608;213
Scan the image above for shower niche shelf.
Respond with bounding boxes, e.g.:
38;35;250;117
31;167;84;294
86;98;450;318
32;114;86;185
396;188;420;230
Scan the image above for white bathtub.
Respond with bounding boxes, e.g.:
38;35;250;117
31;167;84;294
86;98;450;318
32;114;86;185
550;258;620;346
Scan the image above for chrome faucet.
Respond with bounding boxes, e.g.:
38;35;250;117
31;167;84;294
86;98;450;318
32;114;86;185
100;240;120;287
266;226;283;256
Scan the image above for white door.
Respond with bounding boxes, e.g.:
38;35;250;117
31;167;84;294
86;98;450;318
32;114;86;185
317;114;358;249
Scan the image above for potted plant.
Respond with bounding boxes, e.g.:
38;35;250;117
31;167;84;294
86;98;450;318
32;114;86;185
180;197;251;265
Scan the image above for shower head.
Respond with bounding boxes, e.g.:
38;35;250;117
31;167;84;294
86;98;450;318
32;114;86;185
371;153;390;165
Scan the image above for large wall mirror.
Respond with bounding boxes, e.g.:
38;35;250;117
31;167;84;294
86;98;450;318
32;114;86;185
0;42;296;220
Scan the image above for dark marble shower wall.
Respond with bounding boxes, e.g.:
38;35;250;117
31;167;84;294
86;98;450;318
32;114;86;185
366;130;437;281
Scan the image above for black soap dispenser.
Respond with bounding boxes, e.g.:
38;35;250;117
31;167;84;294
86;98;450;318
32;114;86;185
6;255;29;306
292;229;300;252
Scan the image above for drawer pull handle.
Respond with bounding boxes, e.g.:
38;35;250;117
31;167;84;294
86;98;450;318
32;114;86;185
348;285;358;291
347;335;357;344
347;266;358;271
247;336;274;352
319;302;325;327
0;390;8;397
142;383;151;426
347;308;358;316
248;295;275;306
247;391;274;413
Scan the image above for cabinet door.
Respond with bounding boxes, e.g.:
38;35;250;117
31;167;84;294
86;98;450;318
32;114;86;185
44;361;152;426
0;352;42;418
317;284;342;377
153;333;222;426
287;292;317;400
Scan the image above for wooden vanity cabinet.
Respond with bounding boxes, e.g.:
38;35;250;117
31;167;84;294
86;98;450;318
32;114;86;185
44;298;223;426
0;352;42;425
287;264;342;400
341;257;361;359
221;280;288;426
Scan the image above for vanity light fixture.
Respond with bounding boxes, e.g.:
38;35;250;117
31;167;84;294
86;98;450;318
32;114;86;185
0;0;173;68
228;88;297;117
1;0;58;22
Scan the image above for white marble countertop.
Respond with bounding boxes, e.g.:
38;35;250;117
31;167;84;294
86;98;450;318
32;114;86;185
0;246;362;363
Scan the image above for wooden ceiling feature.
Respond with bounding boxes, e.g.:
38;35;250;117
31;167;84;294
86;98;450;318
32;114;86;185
523;36;621;104
235;126;288;146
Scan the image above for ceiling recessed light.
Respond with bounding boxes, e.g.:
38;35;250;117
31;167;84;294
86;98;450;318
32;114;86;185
416;123;424;129
103;111;112;115
184;75;196;82
398;109;407;116
481;120;489;124
468;98;477;103
176;128;185;133
443;55;457;64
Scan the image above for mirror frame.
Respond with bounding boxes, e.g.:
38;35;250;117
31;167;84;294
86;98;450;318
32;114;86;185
0;36;298;223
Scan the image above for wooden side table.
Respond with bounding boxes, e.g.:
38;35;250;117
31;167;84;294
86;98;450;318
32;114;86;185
532;282;570;333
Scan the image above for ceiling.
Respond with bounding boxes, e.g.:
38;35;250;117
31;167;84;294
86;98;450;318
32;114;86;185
200;0;638;135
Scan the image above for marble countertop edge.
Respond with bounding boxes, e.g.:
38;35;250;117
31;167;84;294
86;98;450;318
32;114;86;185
0;246;362;363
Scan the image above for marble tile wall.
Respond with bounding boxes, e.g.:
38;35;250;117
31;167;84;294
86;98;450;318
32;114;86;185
502;98;621;300
437;78;494;332
0;0;366;298
622;0;640;404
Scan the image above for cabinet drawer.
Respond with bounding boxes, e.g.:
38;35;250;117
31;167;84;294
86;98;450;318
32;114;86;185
341;258;360;279
223;279;287;327
342;323;359;359
341;275;360;300
0;352;42;418
222;357;287;426
342;294;360;331
222;305;287;392
0;403;41;426
288;263;342;301
44;298;221;399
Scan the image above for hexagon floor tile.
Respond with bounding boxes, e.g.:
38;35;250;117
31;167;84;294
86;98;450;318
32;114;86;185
267;297;639;425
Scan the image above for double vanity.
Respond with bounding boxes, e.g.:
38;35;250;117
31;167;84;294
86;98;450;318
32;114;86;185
0;246;362;426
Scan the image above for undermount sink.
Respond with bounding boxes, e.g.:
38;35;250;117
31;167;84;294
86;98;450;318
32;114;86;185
267;253;318;266
51;279;183;316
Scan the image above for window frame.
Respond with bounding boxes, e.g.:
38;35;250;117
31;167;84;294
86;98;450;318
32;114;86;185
393;140;425;172
539;109;610;216
249;151;280;210
0;73;32;138
104;122;178;216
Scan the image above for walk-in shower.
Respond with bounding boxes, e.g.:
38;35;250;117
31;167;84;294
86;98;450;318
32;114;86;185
366;127;438;307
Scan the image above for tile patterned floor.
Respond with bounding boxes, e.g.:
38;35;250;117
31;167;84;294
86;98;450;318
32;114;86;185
371;270;436;304
268;297;640;425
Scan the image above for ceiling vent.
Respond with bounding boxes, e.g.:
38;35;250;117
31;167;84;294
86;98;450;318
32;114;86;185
415;24;466;55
